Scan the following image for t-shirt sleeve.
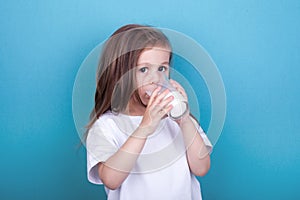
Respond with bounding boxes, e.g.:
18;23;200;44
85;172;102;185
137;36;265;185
190;117;213;154
86;119;118;184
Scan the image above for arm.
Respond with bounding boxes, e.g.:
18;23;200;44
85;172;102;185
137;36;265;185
169;79;211;176
98;87;174;190
178;116;211;176
98;127;147;190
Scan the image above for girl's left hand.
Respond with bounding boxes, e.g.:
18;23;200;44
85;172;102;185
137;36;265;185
169;79;190;124
169;79;188;101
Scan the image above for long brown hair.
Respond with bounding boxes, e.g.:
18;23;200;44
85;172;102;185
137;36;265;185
84;24;172;141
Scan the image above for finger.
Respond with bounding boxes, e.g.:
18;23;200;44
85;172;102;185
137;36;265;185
177;87;187;99
169;79;187;98
165;104;173;113
154;93;174;117
159;94;174;108
152;89;170;106
148;86;161;106
149;91;172;115
152;104;163;113
158;104;173;117
169;79;184;91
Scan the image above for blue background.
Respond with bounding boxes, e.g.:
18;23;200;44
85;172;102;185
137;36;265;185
1;0;299;199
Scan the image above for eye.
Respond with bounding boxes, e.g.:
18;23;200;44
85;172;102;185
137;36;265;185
139;67;148;73
158;65;168;72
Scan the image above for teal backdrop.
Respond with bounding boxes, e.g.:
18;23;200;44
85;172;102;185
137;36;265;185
1;0;299;199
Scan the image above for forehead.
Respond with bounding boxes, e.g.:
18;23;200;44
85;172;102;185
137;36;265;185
137;47;171;65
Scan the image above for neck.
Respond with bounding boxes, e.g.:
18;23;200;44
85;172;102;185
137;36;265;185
126;99;146;116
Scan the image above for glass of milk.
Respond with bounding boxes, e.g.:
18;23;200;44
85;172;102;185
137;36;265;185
147;75;189;120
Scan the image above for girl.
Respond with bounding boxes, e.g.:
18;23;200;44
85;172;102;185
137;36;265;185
86;24;212;200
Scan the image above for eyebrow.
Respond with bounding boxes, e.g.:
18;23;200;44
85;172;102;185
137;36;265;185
137;61;170;66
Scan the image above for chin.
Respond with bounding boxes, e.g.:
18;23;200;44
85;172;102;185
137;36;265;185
141;99;149;107
138;92;150;107
138;95;149;107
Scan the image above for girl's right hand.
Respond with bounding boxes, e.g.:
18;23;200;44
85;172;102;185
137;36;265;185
138;86;174;137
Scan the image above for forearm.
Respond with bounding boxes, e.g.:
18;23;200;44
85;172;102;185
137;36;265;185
179;117;211;176
98;127;147;190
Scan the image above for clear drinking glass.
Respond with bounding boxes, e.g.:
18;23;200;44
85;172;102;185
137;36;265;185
147;74;189;120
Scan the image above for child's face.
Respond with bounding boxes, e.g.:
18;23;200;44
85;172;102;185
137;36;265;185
136;47;171;106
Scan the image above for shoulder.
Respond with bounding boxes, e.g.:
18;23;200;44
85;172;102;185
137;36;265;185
91;112;115;129
87;112;117;141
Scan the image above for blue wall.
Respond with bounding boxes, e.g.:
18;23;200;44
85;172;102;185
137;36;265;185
1;0;299;199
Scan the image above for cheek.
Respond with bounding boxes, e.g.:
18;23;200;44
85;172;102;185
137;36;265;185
137;87;143;95
135;73;144;88
138;86;147;98
137;87;150;104
136;75;151;90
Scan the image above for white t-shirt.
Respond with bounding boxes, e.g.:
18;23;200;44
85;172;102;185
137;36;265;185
86;112;212;200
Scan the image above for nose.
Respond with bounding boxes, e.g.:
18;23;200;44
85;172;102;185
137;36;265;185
148;70;164;85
